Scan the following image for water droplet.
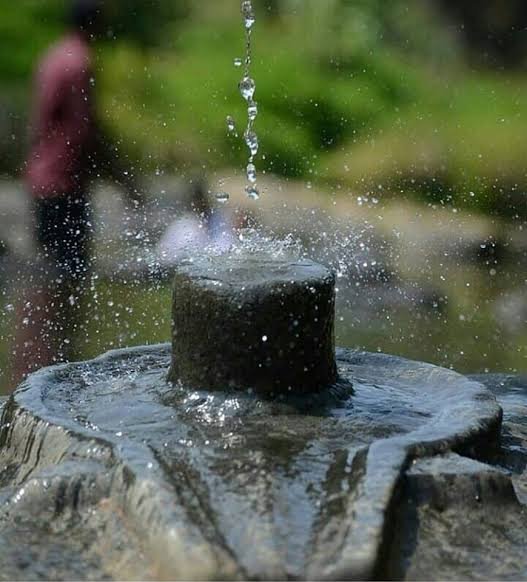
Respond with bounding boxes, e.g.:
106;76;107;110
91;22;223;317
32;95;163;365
245;130;259;156
248;101;258;121
226;115;236;133
215;192;230;204
241;0;255;29
247;163;257;183
239;76;256;101
234;57;243;67
246;185;260;200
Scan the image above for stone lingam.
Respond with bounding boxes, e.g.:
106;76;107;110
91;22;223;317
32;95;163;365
168;256;337;394
0;253;526;581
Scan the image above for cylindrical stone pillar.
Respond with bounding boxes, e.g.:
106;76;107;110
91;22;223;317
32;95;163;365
168;256;337;394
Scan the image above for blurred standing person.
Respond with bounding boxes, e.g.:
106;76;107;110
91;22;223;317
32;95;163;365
12;0;141;386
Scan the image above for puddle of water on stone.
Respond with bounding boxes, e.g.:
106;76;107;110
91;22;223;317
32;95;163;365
39;347;440;576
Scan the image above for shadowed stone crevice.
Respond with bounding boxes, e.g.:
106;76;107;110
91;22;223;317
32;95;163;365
387;454;527;581
469;374;527;507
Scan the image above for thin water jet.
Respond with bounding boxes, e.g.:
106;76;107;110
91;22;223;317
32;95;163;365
225;0;261;202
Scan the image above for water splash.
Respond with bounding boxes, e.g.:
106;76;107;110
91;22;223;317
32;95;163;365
230;228;303;261
191;223;303;263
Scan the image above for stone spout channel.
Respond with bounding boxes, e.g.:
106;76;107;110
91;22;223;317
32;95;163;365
0;256;525;580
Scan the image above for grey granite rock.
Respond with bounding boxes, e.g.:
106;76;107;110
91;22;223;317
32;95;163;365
0;259;524;580
0;345;502;580
384;375;527;581
168;256;337;394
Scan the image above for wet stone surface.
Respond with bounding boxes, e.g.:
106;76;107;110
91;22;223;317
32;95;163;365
388;374;527;581
471;374;527;506
0;344;510;580
169;256;337;394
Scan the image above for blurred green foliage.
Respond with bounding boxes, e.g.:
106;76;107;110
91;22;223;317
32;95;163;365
1;0;526;215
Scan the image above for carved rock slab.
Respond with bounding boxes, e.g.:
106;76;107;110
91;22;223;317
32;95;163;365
0;346;511;580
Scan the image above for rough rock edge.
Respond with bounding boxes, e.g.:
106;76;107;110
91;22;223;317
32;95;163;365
312;349;502;581
1;345;503;581
0;345;243;581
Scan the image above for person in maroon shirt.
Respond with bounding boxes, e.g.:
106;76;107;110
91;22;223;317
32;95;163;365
13;0;141;386
27;19;96;198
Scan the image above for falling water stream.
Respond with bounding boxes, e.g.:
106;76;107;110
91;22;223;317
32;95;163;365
240;1;259;200
223;1;259;203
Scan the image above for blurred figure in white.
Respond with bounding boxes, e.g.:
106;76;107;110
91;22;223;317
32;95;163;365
157;179;235;265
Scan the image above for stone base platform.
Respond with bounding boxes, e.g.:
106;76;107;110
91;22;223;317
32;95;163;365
0;345;520;580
